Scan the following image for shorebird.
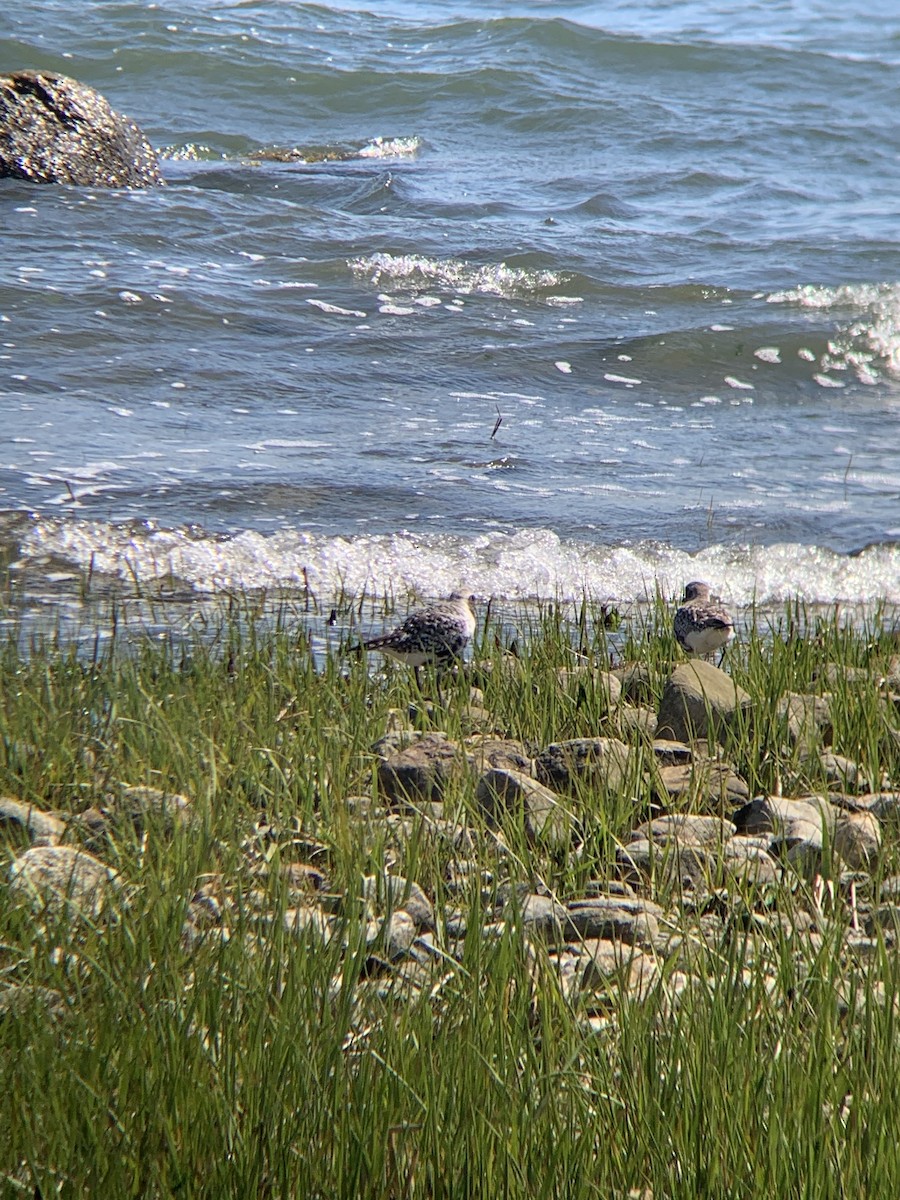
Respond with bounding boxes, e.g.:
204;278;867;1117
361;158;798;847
674;581;734;662
362;592;477;683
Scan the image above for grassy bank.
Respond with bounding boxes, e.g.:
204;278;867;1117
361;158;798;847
1;596;899;1198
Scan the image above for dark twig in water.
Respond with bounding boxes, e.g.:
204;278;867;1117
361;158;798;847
490;406;503;440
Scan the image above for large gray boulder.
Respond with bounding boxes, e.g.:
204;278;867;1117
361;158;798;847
0;71;163;187
656;660;751;746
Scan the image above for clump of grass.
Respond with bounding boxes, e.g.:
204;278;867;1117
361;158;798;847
0;595;898;1196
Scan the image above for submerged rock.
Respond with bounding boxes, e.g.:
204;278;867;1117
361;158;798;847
0;71;162;187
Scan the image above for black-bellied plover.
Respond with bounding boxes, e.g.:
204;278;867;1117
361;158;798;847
674;581;734;661
363;592;477;679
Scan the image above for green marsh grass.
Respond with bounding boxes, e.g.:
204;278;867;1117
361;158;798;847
0;596;899;1196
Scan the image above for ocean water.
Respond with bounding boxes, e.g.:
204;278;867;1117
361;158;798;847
2;0;900;629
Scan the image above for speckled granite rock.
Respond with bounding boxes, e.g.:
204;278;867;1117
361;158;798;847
8;846;121;916
0;71;162;187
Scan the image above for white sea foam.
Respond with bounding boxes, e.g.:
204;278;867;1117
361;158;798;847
349;252;567;299
16;519;900;608
768;282;900;381
357;136;423;159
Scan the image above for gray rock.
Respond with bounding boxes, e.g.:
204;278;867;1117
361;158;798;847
564;897;661;946
631;814;737;846
476;767;575;846
0;71;162;187
283;905;335;941
809;753;873;795
776;692;833;750
101;784;194;834
464;736;534;776
8;846;120;916
505;893;568;940
535;737;633;793
376;732;467;804
832;812;882;870
733;795;837;837
0;797;66;846
361;873;434;929
655;660;751;746
612;663;657;706
654;760;749;807
617;705;657;739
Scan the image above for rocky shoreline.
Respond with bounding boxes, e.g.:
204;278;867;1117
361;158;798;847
4;646;899;1036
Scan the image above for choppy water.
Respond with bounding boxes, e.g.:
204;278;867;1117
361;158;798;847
3;0;900;624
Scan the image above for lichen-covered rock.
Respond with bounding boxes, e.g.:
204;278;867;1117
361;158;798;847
465;736;533;776
376;732;467;804
8;846;120;916
535;737;633;793
656;660;751;745
99;784;194;835
0;71;163;187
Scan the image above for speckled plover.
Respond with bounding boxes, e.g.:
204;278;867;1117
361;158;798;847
674;581;734;661
363;592;477;679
